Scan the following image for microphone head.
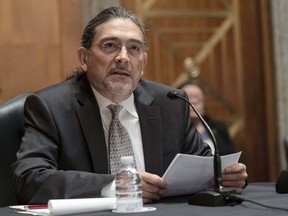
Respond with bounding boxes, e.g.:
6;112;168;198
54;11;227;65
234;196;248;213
167;91;179;100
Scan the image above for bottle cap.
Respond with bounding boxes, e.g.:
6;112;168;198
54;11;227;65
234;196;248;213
120;156;134;165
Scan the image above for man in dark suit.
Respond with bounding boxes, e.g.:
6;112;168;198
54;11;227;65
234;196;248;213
11;6;247;205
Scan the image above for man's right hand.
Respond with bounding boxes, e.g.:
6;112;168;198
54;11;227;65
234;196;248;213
139;172;167;203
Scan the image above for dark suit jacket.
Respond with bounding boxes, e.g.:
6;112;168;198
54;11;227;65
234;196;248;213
204;115;235;156
11;73;211;204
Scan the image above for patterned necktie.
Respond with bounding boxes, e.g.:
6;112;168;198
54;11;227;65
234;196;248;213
108;104;134;175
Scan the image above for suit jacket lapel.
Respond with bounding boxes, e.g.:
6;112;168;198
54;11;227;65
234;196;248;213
134;84;163;176
76;75;109;174
74;76;163;175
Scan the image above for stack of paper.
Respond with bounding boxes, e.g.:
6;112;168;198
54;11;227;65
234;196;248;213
162;152;242;197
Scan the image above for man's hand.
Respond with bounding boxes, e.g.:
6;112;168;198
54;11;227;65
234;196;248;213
139;172;167;203
221;163;248;192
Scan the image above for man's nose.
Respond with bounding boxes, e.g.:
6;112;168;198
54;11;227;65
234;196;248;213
115;46;129;61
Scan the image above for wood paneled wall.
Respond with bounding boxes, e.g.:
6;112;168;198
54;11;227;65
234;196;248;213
0;0;83;102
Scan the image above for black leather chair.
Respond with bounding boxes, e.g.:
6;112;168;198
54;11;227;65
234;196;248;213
276;134;288;193
285;134;288;167
0;93;31;207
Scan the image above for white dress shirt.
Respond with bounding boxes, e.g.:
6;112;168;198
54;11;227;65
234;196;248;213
91;86;145;172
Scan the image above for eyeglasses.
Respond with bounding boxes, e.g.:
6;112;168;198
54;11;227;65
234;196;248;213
94;40;146;56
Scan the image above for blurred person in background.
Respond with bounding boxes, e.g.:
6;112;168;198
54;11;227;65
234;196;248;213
180;80;235;155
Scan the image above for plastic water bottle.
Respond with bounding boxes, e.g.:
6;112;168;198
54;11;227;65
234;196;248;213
115;156;143;212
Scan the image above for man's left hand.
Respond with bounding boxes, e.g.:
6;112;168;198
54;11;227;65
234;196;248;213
221;163;248;192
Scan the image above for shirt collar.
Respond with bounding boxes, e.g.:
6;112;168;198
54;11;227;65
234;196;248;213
90;85;138;118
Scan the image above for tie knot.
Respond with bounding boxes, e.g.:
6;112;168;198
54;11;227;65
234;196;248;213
108;104;123;119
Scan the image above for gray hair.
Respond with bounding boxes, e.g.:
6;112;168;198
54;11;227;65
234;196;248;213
81;6;147;49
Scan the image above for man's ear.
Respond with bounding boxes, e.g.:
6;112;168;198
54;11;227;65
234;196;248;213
77;47;88;71
141;52;148;76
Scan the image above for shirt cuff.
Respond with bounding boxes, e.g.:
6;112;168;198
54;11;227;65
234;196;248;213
101;180;116;197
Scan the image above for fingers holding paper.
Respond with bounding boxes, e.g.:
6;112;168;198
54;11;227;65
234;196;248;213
221;163;248;192
139;172;167;203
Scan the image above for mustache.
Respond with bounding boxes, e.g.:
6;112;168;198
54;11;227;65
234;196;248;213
108;65;131;75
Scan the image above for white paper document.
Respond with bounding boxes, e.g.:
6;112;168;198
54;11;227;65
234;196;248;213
10;197;116;216
162;152;242;197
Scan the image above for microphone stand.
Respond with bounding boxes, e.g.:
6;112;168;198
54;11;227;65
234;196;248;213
167;91;240;206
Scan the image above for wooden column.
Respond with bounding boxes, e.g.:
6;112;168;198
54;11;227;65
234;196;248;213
271;0;288;170
237;0;278;181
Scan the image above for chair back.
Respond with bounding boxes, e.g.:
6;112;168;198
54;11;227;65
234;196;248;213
0;93;31;207
285;134;288;167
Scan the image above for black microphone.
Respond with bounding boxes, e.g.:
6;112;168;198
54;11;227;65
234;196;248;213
167;91;240;206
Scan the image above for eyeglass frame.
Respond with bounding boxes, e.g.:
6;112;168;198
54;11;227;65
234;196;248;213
92;38;147;57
